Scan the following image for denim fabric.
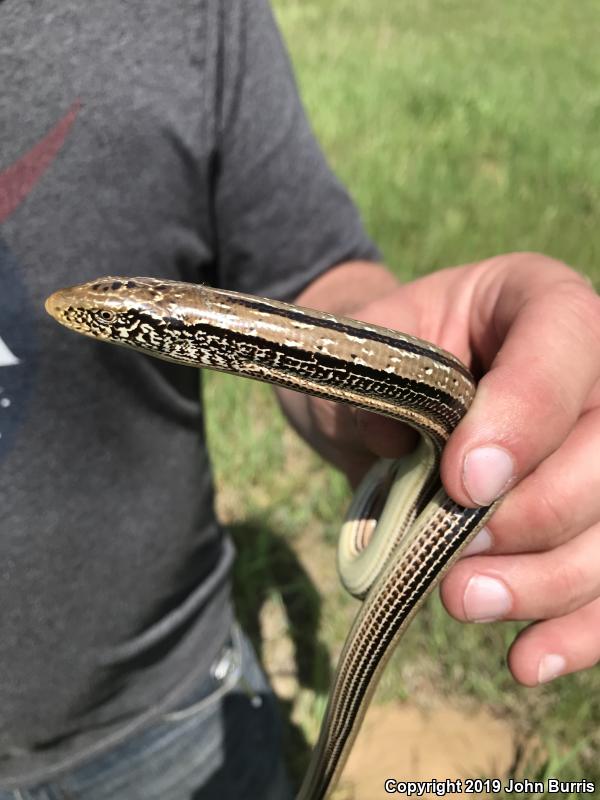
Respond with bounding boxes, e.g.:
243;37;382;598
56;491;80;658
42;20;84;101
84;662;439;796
0;626;293;800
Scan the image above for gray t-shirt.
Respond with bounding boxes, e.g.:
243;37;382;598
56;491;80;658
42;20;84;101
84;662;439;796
0;0;378;786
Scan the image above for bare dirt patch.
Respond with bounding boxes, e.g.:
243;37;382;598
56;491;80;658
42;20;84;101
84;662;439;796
334;701;515;799
259;592;518;800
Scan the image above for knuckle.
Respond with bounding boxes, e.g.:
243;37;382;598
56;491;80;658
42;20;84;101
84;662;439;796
507;251;561;268
530;485;572;545
542;374;574;422
543;556;588;615
510;362;572;424
560;282;600;349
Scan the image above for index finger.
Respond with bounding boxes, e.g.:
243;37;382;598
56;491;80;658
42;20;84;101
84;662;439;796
441;256;600;508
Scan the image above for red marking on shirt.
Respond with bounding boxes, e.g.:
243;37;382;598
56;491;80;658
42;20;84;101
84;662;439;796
0;100;81;223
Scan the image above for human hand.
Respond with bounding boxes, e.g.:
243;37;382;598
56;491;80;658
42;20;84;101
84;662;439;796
284;252;600;685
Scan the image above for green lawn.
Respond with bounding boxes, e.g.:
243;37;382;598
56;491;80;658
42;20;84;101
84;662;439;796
275;0;600;282
205;2;600;796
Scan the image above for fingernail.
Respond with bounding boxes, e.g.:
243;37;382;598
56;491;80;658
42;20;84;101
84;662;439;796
537;654;566;684
463;446;515;505
463;574;512;622
462;527;493;557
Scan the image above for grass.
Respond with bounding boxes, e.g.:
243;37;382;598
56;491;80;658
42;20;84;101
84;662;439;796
204;1;600;795
274;0;600;281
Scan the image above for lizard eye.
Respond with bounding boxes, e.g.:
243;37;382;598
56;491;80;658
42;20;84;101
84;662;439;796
96;309;116;324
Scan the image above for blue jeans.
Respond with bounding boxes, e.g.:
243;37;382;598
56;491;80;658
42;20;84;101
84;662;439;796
0;626;293;800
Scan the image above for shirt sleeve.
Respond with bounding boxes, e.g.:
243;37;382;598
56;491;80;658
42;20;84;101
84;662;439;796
212;0;380;301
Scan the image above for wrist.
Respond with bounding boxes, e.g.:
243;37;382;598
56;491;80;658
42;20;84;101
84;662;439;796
294;260;400;316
